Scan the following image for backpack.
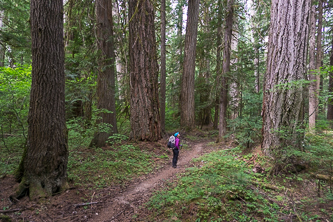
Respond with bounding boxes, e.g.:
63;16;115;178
167;135;175;149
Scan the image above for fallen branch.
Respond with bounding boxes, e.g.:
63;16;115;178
251;180;290;192
74;202;99;208
311;173;332;181
0;208;21;214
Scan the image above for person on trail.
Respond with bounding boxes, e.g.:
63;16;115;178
172;132;181;168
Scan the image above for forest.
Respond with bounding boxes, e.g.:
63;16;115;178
1;0;333;221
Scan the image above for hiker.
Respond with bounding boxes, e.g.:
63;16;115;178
172;132;181;168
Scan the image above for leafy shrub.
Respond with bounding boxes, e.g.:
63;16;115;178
148;149;284;221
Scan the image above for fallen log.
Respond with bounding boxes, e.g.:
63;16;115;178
251;180;289;192
311;173;332;181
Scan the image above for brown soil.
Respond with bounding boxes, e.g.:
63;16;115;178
90;142;207;222
0;139;219;222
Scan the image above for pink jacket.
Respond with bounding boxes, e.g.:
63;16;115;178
175;137;180;150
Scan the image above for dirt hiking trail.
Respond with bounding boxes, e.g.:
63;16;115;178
90;142;207;222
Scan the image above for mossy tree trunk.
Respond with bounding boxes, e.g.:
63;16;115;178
129;0;161;141
90;0;118;148
15;0;69;200
261;0;310;157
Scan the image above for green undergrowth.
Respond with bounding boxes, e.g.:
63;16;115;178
146;147;333;221
67;143;165;188
0;137;25;176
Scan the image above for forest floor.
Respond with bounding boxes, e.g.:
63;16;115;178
1;131;333;221
0;133;223;222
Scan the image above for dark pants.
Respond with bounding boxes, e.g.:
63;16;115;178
172;148;179;167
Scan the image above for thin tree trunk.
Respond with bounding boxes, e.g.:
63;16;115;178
180;0;200;131
0;10;4;66
15;0;68;200
217;0;234;142
309;2;317;133
262;0;310;157
177;3;184;117
327;41;333;120
229;22;238;120
213;0;223;130
315;0;323;117
115;0;130;115
198;7;211;128
129;0;161;141
160;0;166;134
90;0;118;148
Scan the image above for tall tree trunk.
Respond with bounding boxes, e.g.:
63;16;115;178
308;2;317;132
180;0;200;131
262;0;310;157
315;0;323;117
229;22;239;120
90;0;118;148
129;0;161;141
160;0;166;134
0;10;4;67
327;41;333;120
175;2;184;118
213;0;223;130
115;0;130;117
15;0;68;200
217;0;234;142
198;7;211;128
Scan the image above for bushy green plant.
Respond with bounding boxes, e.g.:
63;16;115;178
165;106;180;130
0;65;31;176
67;143;158;188
67;117;96;150
227;90;262;148
108;133;128;145
147;149;286;221
0;65;31;141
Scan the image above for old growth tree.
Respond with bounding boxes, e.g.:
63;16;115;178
90;0;118;148
217;0;234;142
180;0;200;131
15;0;68;199
262;0;310;158
129;0;161;141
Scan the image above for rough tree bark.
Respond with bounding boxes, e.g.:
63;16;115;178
308;2;317;132
90;0;118;148
115;0;130;117
198;7;211;128
262;0;310;157
129;0;161;141
160;0;166;134
180;0;200;131
15;0;69;200
229;22;239;120
217;0;234;142
315;0;323;117
176;2;184;117
213;0;223;130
